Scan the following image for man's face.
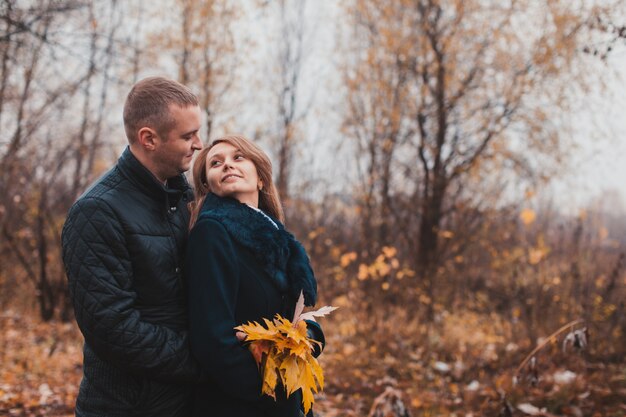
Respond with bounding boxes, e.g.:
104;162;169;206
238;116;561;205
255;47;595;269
152;104;202;181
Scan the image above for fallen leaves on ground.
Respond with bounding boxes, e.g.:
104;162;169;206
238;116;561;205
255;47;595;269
0;311;82;417
2;306;625;416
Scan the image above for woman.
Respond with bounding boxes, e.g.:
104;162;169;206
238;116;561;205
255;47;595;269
186;135;324;417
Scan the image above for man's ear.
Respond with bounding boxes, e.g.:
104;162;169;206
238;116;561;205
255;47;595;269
137;127;159;150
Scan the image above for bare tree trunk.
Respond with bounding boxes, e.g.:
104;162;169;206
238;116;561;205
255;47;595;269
130;0;145;84
275;0;306;205
4;48;39;167
85;0;118;180
0;2;16;129
275;126;293;202
179;0;192;85
417;176;447;270
2;223;38;285
71;1;97;199
360;139;378;255
201;25;214;139
36;186;54;321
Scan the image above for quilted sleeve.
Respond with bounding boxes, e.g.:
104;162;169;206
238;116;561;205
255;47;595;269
61;197;202;383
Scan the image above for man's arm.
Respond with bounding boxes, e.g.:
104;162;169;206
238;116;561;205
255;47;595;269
61;197;201;383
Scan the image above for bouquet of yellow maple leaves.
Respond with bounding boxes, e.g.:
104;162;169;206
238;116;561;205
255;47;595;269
235;292;337;414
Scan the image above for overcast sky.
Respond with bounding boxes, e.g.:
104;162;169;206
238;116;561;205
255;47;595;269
551;50;626;213
103;1;626;213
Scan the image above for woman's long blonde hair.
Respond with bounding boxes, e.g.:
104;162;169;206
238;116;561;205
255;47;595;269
190;135;284;228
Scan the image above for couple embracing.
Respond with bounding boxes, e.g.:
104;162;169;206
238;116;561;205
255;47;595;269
61;76;324;417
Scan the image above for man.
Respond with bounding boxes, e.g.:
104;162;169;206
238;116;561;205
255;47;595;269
61;76;203;417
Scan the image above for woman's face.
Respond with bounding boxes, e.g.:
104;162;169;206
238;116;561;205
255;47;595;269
205;142;261;207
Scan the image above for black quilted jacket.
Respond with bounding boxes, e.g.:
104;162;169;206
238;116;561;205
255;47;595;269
61;147;202;417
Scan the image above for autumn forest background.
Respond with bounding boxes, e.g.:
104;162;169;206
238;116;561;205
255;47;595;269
2;0;626;416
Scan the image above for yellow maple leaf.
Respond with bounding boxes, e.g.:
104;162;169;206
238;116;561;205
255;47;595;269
301;357;317;392
261;352;279;399
279;355;300;396
235;292;336;414
299;359;316;413
310;353;324;388
234;319;279;342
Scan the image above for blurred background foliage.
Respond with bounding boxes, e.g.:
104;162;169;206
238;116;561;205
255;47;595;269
1;0;626;415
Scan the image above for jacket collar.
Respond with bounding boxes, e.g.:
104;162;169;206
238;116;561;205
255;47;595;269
198;193;317;306
117;147;192;208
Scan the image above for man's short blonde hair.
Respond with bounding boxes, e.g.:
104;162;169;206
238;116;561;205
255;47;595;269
123;76;199;143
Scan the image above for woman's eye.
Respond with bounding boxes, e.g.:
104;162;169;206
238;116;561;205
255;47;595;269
210;160;221;167
234;154;244;160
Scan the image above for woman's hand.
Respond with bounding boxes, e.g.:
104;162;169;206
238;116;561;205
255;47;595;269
235;331;270;364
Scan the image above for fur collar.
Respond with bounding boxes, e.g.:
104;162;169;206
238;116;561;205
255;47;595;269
198;193;317;306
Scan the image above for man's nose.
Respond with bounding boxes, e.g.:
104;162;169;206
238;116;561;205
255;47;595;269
192;135;202;150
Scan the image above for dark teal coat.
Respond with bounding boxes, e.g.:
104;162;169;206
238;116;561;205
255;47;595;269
186;193;322;417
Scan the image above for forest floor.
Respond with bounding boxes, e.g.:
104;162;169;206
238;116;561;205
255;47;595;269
1;310;625;417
